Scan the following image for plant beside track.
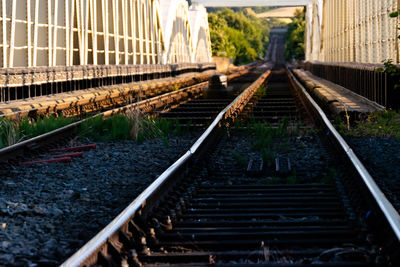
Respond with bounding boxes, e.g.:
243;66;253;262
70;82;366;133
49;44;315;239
80;115;188;145
0;66;255;154
0;109;186;150
331;110;400;216
0;116;76;149
333;110;400;139
0;81;209;161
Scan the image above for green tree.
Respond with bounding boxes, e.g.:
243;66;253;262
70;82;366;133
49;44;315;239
208;9;270;65
284;8;305;61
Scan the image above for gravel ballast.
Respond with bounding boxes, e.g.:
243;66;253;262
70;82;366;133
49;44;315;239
218;131;334;185
0;133;199;266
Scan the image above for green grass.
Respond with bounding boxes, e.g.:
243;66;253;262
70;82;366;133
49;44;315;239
334;110;400;138
245;119;296;164
259;176;280;184
0;115;76;149
19;116;76;138
172;85;181;91
321;167;336;184
256;85;268;97
287;170;298;184
0;118;22;149
231;151;248;167
79;114;183;145
0;111;186;149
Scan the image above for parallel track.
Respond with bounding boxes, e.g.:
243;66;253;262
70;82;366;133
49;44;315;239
0;68;251;164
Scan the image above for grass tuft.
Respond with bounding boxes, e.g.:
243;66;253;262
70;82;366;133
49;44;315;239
0;118;22;149
231;151;248;167
0;115;75;149
334;110;400;138
80;108;183;146
19;116;76;138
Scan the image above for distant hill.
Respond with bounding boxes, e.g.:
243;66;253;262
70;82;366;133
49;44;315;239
207;7;273;14
256;7;299;18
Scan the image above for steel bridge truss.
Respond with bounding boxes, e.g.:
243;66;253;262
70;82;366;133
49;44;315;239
0;0;212;68
306;0;400;64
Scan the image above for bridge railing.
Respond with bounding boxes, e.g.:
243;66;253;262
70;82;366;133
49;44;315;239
0;63;216;103
302;61;400;109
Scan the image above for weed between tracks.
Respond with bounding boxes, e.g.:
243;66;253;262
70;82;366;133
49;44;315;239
230;118;334;185
245;117;300;163
256;84;268;97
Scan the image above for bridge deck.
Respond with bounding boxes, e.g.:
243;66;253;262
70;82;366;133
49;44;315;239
292;69;384;117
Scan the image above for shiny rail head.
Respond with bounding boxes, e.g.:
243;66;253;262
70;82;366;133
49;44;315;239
287;66;400;243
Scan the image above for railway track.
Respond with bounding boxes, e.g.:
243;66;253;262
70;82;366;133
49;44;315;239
62;64;400;266
0;81;204;162
155;71;264;128
0;66;269;266
0;66;256;163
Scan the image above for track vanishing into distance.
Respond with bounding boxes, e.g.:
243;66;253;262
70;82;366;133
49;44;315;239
155;71;263;128
62;61;400;265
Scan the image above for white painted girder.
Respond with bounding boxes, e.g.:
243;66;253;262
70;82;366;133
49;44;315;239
191;0;310;7
0;0;213;68
306;0;400;64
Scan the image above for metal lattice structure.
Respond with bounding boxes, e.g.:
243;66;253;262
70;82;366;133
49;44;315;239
306;0;400;64
0;0;212;68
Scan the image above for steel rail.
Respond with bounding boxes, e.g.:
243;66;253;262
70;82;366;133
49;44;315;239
61;68;272;267
287;67;400;242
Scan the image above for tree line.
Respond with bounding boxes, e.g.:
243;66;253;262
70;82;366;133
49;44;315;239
207;7;306;65
208;9;270;65
284;8;305;61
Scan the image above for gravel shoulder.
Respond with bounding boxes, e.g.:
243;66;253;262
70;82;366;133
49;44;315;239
0;133;200;266
345;137;400;212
